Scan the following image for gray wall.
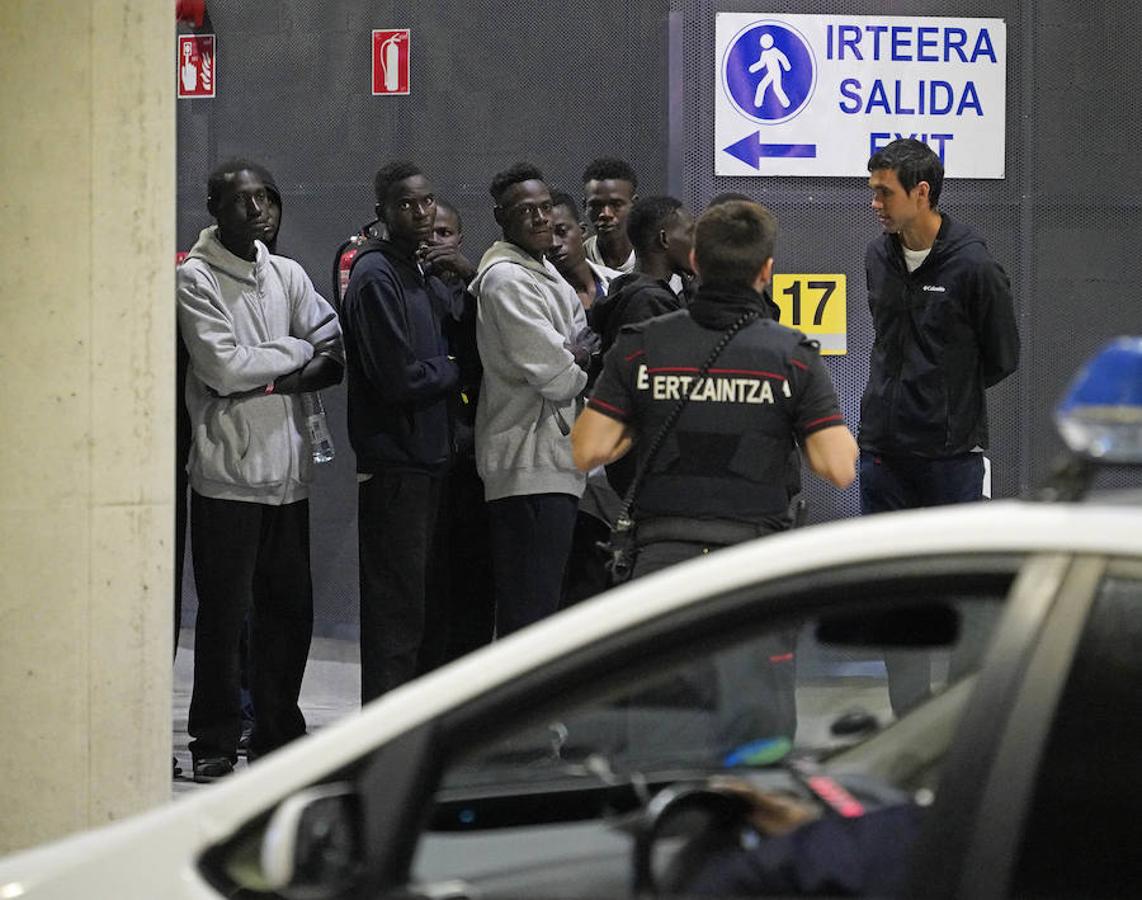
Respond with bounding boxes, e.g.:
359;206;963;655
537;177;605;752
179;1;1142;637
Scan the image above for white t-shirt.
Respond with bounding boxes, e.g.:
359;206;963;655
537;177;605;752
902;245;932;273
584;234;636;273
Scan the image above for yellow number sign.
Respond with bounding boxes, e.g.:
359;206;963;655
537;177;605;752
770;274;847;355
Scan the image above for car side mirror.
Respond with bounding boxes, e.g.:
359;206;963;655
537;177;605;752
260;782;363;899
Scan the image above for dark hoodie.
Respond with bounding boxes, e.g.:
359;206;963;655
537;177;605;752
590;273;686;497
340;239;461;473
861;213;1019;457
590;272;687;355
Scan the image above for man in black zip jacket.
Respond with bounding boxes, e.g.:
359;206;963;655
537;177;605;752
340;161;463;703
862;138;1019;712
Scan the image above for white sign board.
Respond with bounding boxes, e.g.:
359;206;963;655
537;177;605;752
715;14;1007;177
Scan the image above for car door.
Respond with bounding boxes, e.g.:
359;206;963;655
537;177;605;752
941;556;1142;900
196;549;1057;899
384;552;1045;899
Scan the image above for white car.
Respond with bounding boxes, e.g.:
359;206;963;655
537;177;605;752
2;341;1140;900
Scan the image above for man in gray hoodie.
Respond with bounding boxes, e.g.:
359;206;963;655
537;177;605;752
469;163;598;635
177;160;343;781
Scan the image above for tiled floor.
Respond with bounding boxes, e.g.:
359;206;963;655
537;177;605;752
171;629;360;795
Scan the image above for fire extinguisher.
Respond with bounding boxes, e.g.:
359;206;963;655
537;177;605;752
331;220;383;310
379;32;405;93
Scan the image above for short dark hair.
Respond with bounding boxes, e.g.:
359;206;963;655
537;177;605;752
490;162;545;203
435;198;462;232
705;191;752;209
548;190;580;218
581;157;638;191
207;158;280;212
626;196;683;256
373;160;422;207
868;138;944;208
694;201;777;291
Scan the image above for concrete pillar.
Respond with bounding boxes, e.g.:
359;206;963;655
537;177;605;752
0;2;174;852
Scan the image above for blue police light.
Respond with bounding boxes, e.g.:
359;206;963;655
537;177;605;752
1055;337;1142;463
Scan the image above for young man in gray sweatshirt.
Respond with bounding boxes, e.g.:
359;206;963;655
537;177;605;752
469;162;598;635
177;160;343;781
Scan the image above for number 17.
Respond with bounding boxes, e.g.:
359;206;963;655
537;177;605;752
781;279;836;327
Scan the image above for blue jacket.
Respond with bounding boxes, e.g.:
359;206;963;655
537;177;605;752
341;240;460;472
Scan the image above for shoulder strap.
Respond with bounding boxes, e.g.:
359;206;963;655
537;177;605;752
615;308;760;527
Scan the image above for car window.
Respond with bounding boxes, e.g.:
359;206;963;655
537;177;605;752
410;560;1017;899
1010;564;1142;898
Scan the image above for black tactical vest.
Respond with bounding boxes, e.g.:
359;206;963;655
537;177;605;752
630;312;804;524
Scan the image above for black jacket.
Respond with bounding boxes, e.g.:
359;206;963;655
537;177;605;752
590;272;686;355
590;286;843;529
590;273;688;496
860;214;1019;457
340;240;461;472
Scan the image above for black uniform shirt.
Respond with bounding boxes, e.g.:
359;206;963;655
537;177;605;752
588;289;844;526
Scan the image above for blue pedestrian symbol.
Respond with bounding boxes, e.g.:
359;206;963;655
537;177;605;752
724;21;816;125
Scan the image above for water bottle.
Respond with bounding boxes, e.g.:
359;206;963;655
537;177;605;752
302;392;335;464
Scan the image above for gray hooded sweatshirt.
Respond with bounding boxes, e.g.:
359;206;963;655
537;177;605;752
177;226;342;505
470;241;588;501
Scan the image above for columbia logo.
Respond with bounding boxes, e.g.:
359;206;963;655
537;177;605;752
922;284;947;292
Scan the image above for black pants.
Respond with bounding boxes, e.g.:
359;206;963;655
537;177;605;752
562;511;612;609
859;450;985;715
632;539;798;742
358;470;443;703
488;493;578;637
188;492;313;761
419;456;494;673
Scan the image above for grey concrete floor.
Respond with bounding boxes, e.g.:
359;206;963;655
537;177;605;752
171;628;360;795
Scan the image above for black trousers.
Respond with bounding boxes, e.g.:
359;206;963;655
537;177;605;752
562;511;612;609
419;456;494;673
860;451;986;715
188;492;313;761
358;470;443;704
488;493;578;637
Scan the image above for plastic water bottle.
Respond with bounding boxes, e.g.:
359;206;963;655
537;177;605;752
302;392;335;464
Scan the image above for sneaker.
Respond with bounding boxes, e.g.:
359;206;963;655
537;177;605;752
192;756;234;784
172;756;183;779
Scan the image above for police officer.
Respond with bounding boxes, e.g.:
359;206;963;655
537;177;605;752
572;199;856;577
572;200;856;744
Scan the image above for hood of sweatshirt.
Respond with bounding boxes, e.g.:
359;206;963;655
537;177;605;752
186;225;269;284
469;240;561;294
